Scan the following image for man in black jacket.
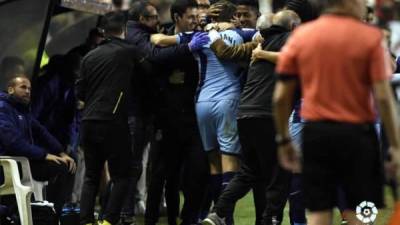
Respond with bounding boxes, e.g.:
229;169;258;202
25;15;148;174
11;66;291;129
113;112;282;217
76;12;146;225
141;1;209;225
120;2;209;225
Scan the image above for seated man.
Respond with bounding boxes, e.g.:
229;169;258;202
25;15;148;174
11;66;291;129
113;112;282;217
0;75;76;216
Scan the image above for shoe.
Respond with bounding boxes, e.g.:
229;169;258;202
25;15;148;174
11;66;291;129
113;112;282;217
201;213;226;225
98;220;112;225
134;200;146;215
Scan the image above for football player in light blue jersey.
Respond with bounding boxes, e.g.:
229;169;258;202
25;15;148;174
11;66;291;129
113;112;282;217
149;2;254;223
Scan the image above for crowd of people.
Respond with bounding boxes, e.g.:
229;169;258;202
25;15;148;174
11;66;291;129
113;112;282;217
1;0;400;225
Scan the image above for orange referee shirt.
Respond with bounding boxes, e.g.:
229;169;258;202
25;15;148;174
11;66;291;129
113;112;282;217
276;15;393;124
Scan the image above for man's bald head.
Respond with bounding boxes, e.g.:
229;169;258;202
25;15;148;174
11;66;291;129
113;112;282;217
7;76;31;105
272;10;301;30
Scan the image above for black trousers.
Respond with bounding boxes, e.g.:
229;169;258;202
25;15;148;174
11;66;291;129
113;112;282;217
214;118;278;225
31;160;74;215
263;166;291;225
79;119;133;225
121;115;154;216
145;114;209;225
302;121;384;211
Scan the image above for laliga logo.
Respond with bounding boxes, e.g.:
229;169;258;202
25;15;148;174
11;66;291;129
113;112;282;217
356;201;378;224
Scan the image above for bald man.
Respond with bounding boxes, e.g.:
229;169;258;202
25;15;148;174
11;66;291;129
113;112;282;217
202;9;302;225
0;76;76;216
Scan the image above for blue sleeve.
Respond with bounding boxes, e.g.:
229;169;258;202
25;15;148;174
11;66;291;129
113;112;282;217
177;32;195;44
31;117;63;155
235;28;257;42
0;108;46;160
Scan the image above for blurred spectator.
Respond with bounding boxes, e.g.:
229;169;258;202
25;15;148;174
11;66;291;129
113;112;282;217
285;0;319;22
67;28;105;58
0;56;25;91
113;0;132;10
31;55;77;153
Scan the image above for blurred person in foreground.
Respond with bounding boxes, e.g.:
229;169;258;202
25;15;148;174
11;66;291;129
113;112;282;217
273;0;400;225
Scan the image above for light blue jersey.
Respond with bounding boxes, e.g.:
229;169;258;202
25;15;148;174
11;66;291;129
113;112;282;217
194;30;244;102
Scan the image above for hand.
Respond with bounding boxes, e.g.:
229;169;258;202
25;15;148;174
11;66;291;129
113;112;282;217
60;152;77;174
45;153;67;165
188;32;210;52
251;43;263;62
278;142;301;173
208;29;221;44
231;15;241;28
207;4;223;18
77;100;85;110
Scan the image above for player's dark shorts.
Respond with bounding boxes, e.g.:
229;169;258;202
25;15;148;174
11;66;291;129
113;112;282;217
302;121;384;212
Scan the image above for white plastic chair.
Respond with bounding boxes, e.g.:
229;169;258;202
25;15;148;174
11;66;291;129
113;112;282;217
0;156;47;201
0;158;33;225
32;180;48;201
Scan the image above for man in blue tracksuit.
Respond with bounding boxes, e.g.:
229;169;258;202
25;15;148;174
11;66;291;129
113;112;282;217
0;75;76;216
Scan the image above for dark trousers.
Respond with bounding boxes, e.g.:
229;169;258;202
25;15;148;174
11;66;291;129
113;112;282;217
145;115;208;225
214;118;278;224
31;160;73;215
263;166;290;225
122;116;153;216
252;183;268;225
79;120;133;225
302;122;384;211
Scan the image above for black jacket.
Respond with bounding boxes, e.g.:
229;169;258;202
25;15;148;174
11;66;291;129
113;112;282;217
162;25;199;124
126;21;192;67
238;25;291;118
125;21;193;118
76;37;145;121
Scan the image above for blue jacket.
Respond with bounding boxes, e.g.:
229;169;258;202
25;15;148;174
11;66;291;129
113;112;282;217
0;92;63;160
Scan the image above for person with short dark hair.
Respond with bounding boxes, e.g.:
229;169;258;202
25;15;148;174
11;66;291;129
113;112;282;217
273;0;400;225
76;11;146;225
0;75;76;217
234;0;260;28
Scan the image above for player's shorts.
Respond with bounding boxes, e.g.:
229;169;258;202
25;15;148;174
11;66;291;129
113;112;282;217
302;121;384;211
195;100;241;155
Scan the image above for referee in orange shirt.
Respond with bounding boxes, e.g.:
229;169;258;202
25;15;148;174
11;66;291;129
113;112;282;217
273;0;400;225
